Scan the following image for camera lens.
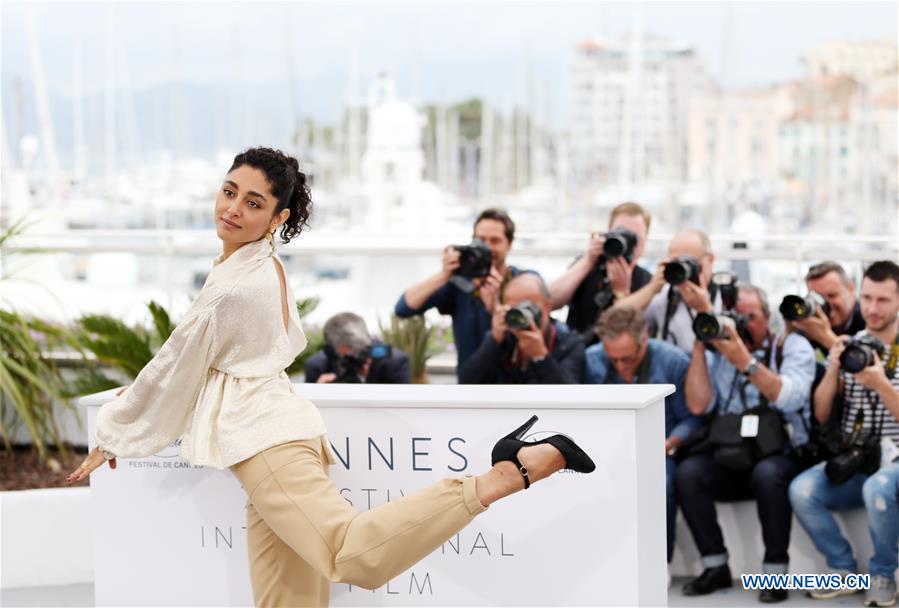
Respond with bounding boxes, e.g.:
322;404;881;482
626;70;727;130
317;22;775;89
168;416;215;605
693;313;722;341
779;295;810;321
664;262;688;285
505;309;528;329
603;236;626;258
840;346;871;374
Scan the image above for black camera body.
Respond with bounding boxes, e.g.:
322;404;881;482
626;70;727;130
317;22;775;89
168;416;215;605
693;311;752;343
711;270;739;311
780;292;831;321
505;300;543;330
825;434;881;484
326;343;393;383
453;239;492;279
602;228;637;263
839;335;885;374
664;256;701;286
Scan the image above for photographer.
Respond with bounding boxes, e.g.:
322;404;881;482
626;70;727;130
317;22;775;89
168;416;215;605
788;261;899;606
584;306;703;570
304;312;410;384
549;202;653;343
395;208;527;374
678;284;816;602
458;272;585;384
615;229;722;352
790;261;866;355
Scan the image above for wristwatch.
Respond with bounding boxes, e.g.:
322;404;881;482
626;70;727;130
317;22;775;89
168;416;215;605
743;357;761;377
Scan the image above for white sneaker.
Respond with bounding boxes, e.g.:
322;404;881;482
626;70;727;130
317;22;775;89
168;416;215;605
865;576;897;607
807;570;862;600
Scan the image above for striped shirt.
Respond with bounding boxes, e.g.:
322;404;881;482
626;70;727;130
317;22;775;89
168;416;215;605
839;331;899;449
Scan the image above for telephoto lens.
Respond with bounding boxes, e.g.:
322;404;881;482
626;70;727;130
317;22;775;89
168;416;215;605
839;335;885;374
693;313;731;341
602;228;637;261
779;292;830;321
693;312;750;343
505;300;542;330
664;256;701;285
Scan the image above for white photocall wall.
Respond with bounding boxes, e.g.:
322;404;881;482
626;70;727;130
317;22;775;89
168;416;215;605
83;384;672;607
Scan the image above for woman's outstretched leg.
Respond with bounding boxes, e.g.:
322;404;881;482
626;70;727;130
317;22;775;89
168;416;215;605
231;436;567;597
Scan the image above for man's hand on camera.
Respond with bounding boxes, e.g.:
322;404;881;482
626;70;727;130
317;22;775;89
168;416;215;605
441;246;461;279
491;304;510;344
648;258;669;293
826;336;848;374
853;352;892;393
676;280;713;313
316;373;337;384
513;319;549;361
607;256;633;295
710;325;752;371
585;232;605;264
479;267;504;314
793;306;838;350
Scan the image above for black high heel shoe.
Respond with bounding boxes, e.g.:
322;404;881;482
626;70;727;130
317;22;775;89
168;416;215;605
491;415;596;489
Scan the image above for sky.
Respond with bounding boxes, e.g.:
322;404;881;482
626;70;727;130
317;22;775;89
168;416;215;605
3;1;896;112
1;1;896;168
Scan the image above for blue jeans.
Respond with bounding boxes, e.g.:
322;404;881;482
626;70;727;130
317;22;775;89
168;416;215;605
789;461;899;578
667;456;676;563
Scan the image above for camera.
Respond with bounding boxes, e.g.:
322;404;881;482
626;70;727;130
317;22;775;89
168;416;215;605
711;271;739;311
328;343;393;383
839;335;885;374
825;410;881;484
453;239;492;279
664;256;701;286
825;435;881;484
693;311;751;343
779;292;830;321
602;228;637;262
505;300;542;330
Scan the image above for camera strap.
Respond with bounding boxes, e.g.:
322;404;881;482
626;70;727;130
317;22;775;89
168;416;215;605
886;331;899;379
662;288;680;344
662;282;715;344
865;388;889;439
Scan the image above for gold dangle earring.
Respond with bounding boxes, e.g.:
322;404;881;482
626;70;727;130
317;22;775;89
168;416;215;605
266;226;276;253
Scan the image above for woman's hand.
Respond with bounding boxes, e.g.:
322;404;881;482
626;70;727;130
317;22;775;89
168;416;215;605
66;447;117;485
116;385;129;396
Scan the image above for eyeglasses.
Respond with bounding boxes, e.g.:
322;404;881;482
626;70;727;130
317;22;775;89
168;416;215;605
607;348;643;366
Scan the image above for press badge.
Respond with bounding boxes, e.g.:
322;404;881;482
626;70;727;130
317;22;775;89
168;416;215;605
741;415;760;438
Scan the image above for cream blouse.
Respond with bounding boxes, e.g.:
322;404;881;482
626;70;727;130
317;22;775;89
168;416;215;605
94;236;332;469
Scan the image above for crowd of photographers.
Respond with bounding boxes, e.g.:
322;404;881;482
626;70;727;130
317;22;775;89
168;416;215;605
304;203;899;606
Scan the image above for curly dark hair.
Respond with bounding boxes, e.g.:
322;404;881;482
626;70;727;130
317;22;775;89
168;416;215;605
228;147;312;244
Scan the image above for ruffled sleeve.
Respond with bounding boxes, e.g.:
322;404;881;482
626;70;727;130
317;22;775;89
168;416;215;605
94;307;218;459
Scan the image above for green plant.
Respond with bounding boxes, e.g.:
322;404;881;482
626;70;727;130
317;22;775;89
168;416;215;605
0;309;78;457
0;217;88;457
286;296;323;376
378;315;443;382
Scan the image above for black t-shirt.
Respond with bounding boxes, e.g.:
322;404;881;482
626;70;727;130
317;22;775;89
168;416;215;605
565;258;652;337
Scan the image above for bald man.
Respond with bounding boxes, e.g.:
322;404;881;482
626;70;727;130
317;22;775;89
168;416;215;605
615;229;723;352
458;272;585;384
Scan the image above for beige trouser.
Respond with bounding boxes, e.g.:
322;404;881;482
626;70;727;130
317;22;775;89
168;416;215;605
230;438;487;607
